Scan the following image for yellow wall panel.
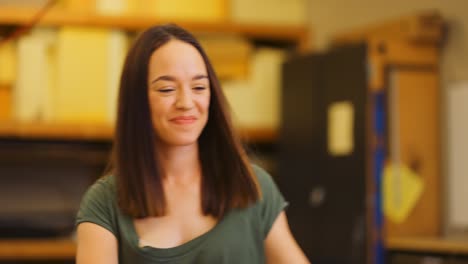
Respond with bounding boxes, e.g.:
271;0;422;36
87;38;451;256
107;30;128;123
55;27;110;123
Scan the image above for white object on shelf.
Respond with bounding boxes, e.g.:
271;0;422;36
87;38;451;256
448;81;468;228
223;48;285;129
14;28;55;122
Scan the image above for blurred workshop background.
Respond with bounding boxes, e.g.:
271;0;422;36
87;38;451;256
0;0;467;263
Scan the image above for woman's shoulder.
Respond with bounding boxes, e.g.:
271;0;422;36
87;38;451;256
81;174;117;201
77;175;118;217
249;164;288;238
250;164;286;205
251;164;276;192
76;175;119;236
94;175;116;189
82;175;116;200
94;174;116;186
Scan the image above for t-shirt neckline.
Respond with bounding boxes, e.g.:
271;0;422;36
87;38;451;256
121;213;225;260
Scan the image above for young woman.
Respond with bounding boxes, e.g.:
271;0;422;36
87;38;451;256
76;24;309;264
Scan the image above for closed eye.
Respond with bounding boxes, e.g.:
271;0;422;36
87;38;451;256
193;86;207;91
158;87;175;93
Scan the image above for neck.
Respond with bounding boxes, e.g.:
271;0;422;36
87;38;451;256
156;143;201;184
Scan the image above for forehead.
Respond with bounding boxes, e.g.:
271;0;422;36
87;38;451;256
148;39;207;77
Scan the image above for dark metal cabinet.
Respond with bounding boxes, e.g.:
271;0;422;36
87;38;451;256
279;44;369;264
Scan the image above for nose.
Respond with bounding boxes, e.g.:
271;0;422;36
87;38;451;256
175;87;195;110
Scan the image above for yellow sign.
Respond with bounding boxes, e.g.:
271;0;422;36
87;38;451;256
383;163;424;223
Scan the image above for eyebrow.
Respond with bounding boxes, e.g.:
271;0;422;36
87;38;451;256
150;74;208;84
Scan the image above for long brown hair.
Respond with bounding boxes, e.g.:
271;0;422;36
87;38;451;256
111;24;260;218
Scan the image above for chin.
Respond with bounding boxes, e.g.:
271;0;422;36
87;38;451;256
164;135;200;147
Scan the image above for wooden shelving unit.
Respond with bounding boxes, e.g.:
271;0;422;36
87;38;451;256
332;11;444;45
0;6;309;48
0;5;299;144
0;122;277;142
0;238;76;260
386;236;468;255
0;122;113;141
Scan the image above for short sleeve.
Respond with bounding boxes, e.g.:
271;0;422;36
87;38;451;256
252;165;289;239
75;176;118;237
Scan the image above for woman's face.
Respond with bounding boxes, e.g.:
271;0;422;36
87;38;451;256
147;39;210;147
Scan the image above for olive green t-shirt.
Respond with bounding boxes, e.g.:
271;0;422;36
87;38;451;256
76;165;287;264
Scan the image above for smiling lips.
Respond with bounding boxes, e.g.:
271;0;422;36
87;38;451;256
170;116;197;125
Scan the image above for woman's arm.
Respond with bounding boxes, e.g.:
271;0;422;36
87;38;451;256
264;212;310;264
76;222;119;264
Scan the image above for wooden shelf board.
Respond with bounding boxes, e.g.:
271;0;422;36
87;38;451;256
0;238;75;260
0;6;307;44
386;236;468;255
0;122;114;141
0;122;277;142
332;11;444;45
238;126;278;144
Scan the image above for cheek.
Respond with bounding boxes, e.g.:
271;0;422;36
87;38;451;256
149;96;169;119
202;99;210;113
200;94;211;113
